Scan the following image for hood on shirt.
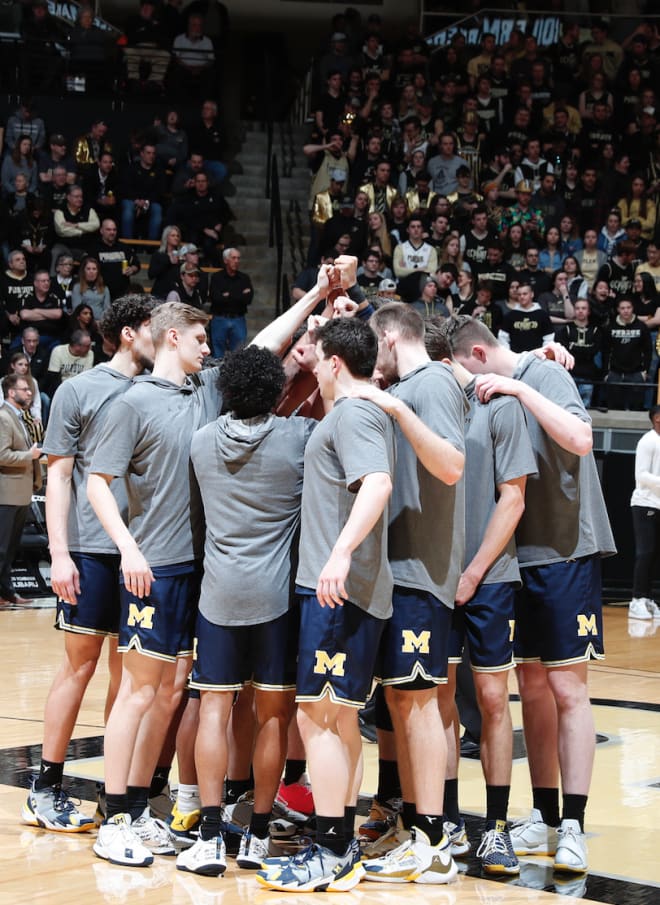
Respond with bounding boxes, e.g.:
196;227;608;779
214;412;276;468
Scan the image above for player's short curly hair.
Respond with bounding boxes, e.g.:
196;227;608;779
219;345;286;418
98;294;158;347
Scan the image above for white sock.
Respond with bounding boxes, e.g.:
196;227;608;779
176;783;201;812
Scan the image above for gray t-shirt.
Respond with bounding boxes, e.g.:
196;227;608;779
387;361;466;608
90;368;222;567
513;354;616;566
296;397;395;619
42;364;131;555
191;412;316;626
464;381;537;585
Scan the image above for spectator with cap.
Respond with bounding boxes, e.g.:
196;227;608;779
208;247;253;358
38;135;76;186
165;262;207;308
74;119;112;176
318;31;354;83
501;180;545;242
413;274;450;318
312;168;347;227
377;277;399;303
305;130;350;211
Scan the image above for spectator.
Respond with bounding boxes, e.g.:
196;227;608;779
46;329;94;393
6;352;43;432
604;296;652;410
538;269;576;326
41;166;70;213
563;255;589;302
89;219;140;300
555;298;603;407
70;256;111;321
576;228;607;290
74;119;112;175
314;71;345;137
617;174;657;240
20;0;65;94
428;132;469;196
4;103;46;152
119;142;165;239
167;171;232;264
16;198;53;272
598;208;627;259
358;159;396;214
50;253;75;311
68;6;109;93
518;245;552;298
0;250;33;336
171;151;213;195
208;247;253;358
595;239;637;298
393;215;438;302
0;373;42;606
18;270;65;350
538;226;564;274
68;302;105;362
170;14;216;98
123;0;170;91
149;225;183;297
356;250;384;302
52;184;100;263
165;263;206;308
1;136;38;196
501;180;545;243
188;100;227;186
83;151;120;224
305;130;350;211
37;134;76;187
629;405;660;620
7;328;49;391
6;174;36;245
498;281;554;352
154;109;189;171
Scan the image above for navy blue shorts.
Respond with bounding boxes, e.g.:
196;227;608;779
118;563;200;663
515;555;604;666
295;591;386;709
55;552;121;636
448;581;516;672
377;586;452;688
190;607;299;693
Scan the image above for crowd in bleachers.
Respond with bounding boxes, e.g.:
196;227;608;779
302;11;660;411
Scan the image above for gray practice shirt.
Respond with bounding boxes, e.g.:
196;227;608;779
512;354;616;566
464;380;537;585
42;364;131;555
296;396;395;619
90;369;222;567
387;361;466;608
191;412;316;626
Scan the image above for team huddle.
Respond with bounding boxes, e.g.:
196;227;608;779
20;255;614;892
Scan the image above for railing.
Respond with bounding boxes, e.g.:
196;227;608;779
268;152;286;317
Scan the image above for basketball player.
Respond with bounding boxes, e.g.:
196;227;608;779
22;296;155;834
445;315;615;874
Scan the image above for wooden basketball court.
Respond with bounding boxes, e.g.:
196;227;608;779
0;602;658;904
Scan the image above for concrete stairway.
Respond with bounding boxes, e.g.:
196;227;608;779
231;120;312;336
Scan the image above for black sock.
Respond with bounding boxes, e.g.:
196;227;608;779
415;813;444;846
225;778;251;803
486;785;510;824
376;759;401;805
200;806;224;840
532;787;560;827
149;766;170;797
126;785;149;821
105;793;127;820
344;805;356;842
249;811;271;839
443;778;460;825
35;759;64;791
316;815;345;855
402;801;416;831
562;793;587;831
283;759;306;786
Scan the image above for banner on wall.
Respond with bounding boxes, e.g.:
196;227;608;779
428;14;562;49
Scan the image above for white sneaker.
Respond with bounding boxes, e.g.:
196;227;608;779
132;807;177;855
510;809;558;855
645;598;660;618
363;827;458;884
176;834;227;876
237;830;274;869
554;819;587;873
93;814;154;867
443;819;471;857
629;597;653;620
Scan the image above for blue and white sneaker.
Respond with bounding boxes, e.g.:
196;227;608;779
257;840;364;892
22;780;95;833
476;820;520;875
363;827;458;884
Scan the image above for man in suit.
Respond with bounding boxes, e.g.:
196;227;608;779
0;374;42;605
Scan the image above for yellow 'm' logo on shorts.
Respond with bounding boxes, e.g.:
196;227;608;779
313;650;346;676
401;629;430;654
127;603;155;630
577;613;597;637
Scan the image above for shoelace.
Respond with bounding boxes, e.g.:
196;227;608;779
476;829;511;859
51;788;80;814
